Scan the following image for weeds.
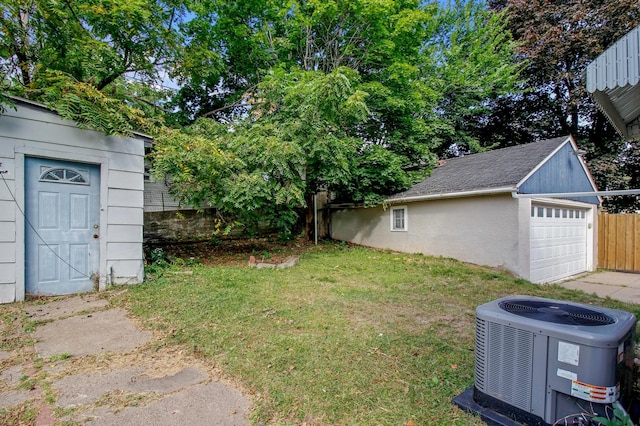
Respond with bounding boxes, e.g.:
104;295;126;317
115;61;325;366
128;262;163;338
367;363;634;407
49;352;71;362
593;405;634;426
0;403;38;426
17;374;40;391
145;247;200;278
150;247;169;267
251;249;272;259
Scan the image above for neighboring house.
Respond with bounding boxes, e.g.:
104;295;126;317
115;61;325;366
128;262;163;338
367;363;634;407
143;147;182;213
142;157;276;242
586;24;640;141
144;179;182;212
330;136;600;284
0;97;146;303
142;165;225;242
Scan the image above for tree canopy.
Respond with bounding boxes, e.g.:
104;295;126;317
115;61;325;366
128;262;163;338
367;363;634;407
153;0;523;236
485;0;640;212
1;0;524;237
1;0;186;132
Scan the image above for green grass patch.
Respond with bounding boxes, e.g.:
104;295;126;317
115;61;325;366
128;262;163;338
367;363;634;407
125;243;640;425
48;352;71;362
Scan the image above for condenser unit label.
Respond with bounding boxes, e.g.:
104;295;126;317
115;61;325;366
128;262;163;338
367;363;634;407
618;342;625;363
558;341;580;366
570;380;619;404
557;368;577;381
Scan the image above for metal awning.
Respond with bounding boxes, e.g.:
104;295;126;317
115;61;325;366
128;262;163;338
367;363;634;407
586;26;640;141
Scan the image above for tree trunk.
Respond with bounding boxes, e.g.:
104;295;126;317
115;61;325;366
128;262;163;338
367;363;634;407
304;194;314;241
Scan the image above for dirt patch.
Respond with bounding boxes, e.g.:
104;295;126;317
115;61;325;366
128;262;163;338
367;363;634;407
145;237;316;267
25;294;108;321
346;299;475;337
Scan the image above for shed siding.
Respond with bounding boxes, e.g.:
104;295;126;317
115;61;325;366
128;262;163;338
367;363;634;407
0;284;14;302
519;143;599;204
331;194;523;276
108;207;145;225
108;170;145;191
108;188;144;208
0;222;15;242
0;201;15;221
0;263;16;283
107;259;143;285
108;225;143;243
0;243;16;262
0;102;144;302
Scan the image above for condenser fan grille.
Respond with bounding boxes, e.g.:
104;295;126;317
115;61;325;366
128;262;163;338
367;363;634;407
499;300;615;326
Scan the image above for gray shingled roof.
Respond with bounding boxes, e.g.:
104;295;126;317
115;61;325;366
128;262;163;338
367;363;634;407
144;180;183;212
388;136;569;200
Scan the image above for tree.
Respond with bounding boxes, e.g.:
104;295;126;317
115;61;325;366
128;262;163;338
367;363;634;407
0;0;186;134
430;0;524;154
1;0;524;238
154;67;369;237
153;0;523;237
486;0;640;211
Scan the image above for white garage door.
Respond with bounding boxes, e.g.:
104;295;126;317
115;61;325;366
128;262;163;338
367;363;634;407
530;204;588;283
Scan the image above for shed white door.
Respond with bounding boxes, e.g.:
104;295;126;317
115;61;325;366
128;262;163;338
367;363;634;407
529;204;588;283
25;158;100;295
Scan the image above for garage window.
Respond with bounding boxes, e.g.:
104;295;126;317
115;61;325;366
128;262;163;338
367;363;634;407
390;206;407;231
39;167;89;185
531;206;588;221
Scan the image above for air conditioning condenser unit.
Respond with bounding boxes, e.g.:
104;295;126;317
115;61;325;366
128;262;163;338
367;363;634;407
454;295;636;425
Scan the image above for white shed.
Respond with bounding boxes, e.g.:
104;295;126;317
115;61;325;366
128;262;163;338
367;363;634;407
330;136;601;283
0;97;145;303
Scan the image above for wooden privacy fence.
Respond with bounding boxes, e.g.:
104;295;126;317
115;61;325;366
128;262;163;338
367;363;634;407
598;214;640;272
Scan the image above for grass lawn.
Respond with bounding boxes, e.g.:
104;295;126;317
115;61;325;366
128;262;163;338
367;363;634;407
119;242;640;425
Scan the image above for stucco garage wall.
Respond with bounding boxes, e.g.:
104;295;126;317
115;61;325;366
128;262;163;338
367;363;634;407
0;101;144;303
331;194;525;277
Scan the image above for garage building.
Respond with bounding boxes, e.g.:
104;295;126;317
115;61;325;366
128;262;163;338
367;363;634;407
330;136;600;283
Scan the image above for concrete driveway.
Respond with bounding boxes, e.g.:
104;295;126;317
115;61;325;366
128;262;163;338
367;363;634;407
559;271;640;304
0;294;250;425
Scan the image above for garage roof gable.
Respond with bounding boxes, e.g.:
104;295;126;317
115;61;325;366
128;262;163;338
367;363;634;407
388;136;599;205
518;140;599;205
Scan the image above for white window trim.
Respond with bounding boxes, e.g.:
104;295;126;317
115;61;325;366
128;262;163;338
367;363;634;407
390;205;408;231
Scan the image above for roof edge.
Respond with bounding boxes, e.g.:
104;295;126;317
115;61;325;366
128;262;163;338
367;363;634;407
4;94;50;111
515;135;602;204
589;91;629;140
386;186;515;204
3;94;153;141
513;189;639;199
516;136;571;188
